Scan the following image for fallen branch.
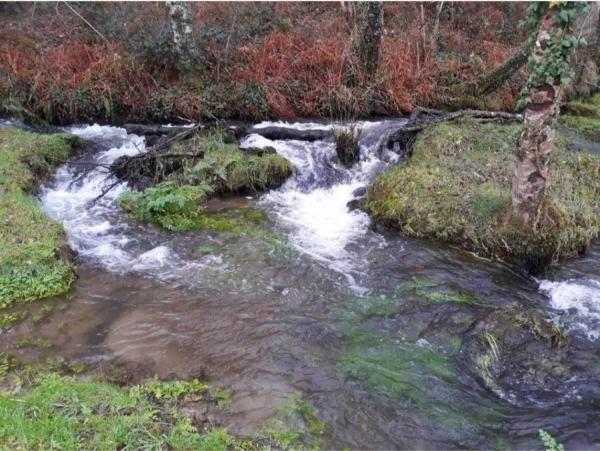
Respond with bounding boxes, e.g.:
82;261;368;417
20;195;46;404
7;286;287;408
107;123;205;192
386;108;523;156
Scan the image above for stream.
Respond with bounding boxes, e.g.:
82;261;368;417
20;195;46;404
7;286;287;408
3;120;600;449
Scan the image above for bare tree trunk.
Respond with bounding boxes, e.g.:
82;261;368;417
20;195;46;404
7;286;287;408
511;9;566;230
166;1;195;71
353;1;384;76
430;2;444;56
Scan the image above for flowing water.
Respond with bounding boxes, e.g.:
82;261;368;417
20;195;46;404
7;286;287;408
3;120;600;449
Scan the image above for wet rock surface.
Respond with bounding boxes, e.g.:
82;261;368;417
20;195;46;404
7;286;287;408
462;305;574;406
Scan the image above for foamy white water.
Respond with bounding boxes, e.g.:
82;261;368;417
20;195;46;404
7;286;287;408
39;124;205;278
244;119;406;284
40;120;406;289
540;278;600;340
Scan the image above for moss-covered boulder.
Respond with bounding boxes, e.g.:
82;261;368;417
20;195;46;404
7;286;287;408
364;117;600;273
0;127;79;307
118;131;293;231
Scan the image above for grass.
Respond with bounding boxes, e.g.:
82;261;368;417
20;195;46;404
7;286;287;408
0;127;78;307
364;117;600;273
0;365;326;450
0;373;251;450
118;130;292;232
561;94;600;141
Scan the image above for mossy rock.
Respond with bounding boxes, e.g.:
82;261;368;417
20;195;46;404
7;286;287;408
364;118;600;273
118;130;293;232
462;304;570;406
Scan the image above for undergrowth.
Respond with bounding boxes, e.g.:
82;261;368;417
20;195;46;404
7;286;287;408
561;94;600;142
364;117;600;273
0;127;77;307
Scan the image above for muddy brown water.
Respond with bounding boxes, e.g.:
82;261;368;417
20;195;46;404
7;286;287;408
2;122;599;449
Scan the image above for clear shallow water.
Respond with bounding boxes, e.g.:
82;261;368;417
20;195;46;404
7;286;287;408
3;121;600;449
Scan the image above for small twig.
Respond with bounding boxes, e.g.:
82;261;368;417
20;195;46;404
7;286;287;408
87;179;122;206
62;2;108;43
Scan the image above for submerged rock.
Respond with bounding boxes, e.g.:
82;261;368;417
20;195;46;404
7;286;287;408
462;304;570;406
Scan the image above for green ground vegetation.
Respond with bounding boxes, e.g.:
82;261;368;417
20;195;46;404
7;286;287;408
0;127;78;307
364;117;600;273
0;373;253;450
118;130;292;232
0;357;326;451
561;94;600;142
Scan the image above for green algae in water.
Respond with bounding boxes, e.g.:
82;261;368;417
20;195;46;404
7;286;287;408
339;331;455;400
337;330;501;434
395;277;481;305
262;395;325;450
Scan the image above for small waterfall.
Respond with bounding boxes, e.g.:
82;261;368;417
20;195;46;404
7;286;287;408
242;119;406;286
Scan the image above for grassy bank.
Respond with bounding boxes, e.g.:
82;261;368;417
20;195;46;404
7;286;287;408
364;116;600;273
0;127;78;307
118;131;292;232
0;364;324;450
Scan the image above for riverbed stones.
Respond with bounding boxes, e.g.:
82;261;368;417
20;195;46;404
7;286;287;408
462;304;570;406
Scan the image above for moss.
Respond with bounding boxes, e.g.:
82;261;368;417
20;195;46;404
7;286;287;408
0;127;78;307
13;337;54;349
262;395;325;449
364;118;600;273
561;94;600;141
0;310;29;331
178;130;293;194
119;130;292;232
339;331;456;401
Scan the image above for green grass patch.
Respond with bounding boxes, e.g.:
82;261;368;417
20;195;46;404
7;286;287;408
561;114;600;142
0;373;254;450
118;130;292;232
365;118;600;272
0;127;78;307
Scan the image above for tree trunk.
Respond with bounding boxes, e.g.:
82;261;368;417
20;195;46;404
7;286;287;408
430;2;444;57
166;1;195;71
511;9;566;230
475;43;532;96
353;1;384;76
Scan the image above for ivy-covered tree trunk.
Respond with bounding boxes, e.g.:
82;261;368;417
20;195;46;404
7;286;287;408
511;4;584;230
166;1;195;71
353;1;384;76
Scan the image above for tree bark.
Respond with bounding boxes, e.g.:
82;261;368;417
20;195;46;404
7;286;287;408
166;1;195;71
353;1;384;76
430;2;444;56
511;9;565;230
475;43;532;96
